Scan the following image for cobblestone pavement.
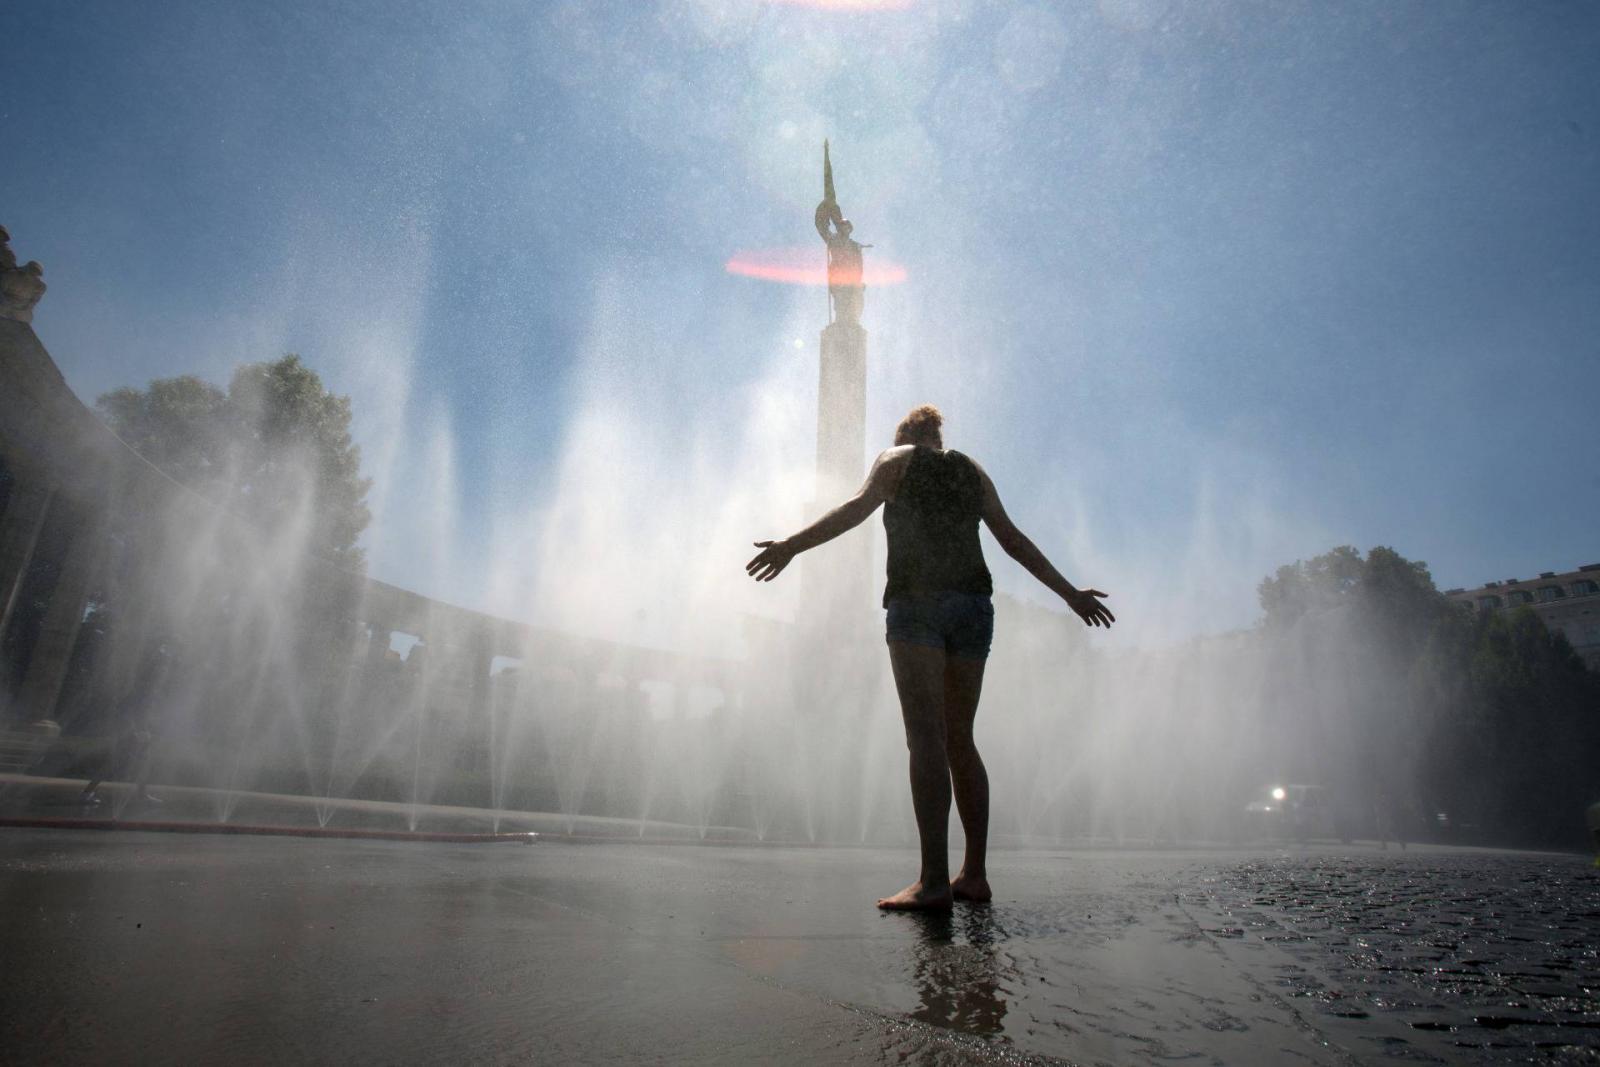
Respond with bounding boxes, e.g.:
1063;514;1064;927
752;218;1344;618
1177;851;1600;1063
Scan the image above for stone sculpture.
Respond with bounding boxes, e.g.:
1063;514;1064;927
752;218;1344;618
0;225;47;323
814;141;865;326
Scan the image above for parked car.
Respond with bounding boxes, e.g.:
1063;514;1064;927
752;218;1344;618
1243;783;1351;843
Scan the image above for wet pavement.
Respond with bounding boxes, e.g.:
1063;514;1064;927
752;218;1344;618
1;831;1596;1065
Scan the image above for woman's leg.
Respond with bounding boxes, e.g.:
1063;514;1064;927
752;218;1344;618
880;639;954;910
944;655;991;901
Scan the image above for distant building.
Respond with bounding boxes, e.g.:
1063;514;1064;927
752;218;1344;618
1443;563;1600;670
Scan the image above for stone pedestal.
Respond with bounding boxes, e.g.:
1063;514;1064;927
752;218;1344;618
796;321;876;773
801;320;873;636
815;321;866;497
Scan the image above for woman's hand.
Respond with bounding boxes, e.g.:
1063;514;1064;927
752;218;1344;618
746;540;797;582
1064;587;1115;628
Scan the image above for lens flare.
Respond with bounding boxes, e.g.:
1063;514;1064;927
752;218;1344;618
725;246;907;287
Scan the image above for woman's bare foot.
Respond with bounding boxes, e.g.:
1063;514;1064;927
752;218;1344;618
876;880;954;911
951;870;991;903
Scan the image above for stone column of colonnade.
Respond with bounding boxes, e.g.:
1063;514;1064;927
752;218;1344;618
466;633;494;737
0;475;53;646
13;512;104;723
365;623;392;670
0;468;111;731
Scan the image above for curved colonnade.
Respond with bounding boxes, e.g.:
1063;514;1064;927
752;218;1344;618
0;316;750;828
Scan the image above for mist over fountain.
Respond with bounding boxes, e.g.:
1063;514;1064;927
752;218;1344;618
1;166;1422;852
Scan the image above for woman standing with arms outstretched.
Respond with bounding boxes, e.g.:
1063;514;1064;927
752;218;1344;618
748;405;1114;910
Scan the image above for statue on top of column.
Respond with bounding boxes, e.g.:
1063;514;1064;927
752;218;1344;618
0;225;47;324
814;141;866;326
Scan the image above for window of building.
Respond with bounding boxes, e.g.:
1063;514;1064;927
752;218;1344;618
1571;579;1599;597
1477;595;1502;610
1508;590;1534;605
1537;585;1565;603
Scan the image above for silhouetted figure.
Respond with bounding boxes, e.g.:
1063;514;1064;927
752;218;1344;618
1587;801;1599;866
748;405;1113;910
1373;791;1408;851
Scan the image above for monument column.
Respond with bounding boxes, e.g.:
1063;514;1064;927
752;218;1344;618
805;318;872;627
803;142;874;631
794;142;879;842
816;322;867;504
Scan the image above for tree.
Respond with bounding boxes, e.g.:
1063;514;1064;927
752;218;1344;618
1256;545;1365;629
1259;544;1599;848
97;354;371;570
1257;544;1440;636
95;374;228;490
1453;606;1600;844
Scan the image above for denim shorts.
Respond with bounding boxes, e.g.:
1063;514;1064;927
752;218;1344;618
885;592;994;660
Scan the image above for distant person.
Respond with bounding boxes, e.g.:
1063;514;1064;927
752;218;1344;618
80;709;160;810
1587;801;1599;867
80;654;167;810
79;729;159;809
747;405;1113;910
1372;792;1408;851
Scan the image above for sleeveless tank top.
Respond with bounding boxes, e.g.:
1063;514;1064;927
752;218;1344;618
882;448;993;607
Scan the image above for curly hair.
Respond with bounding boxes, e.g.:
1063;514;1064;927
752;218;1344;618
894;404;944;448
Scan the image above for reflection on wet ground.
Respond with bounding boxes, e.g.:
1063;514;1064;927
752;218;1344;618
1;832;1595;1064
905;908;1013;1037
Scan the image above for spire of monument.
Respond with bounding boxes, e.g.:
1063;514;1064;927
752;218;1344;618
823;139;836;205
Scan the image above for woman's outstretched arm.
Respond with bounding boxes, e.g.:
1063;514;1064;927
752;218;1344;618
746;448;907;582
974;462;1115;628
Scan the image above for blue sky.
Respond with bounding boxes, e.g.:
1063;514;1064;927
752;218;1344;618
4;1;1598;644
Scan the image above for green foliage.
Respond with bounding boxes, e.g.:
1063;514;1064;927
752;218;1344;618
1258;544;1439;639
1261;545;1599;848
95;375;228;489
1450;607;1598;841
97;355;372;570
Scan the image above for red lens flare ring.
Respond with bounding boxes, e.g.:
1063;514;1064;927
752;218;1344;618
725;247;907;287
